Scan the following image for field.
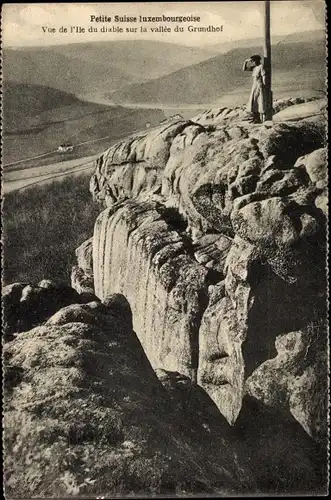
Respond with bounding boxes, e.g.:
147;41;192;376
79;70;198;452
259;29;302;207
3;174;100;286
2;83;165;166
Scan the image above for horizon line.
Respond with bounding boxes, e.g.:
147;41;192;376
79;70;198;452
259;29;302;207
2;27;325;50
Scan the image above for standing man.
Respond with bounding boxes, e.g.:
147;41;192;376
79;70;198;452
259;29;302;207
243;55;267;123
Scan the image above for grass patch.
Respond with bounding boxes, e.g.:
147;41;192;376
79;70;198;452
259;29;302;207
3;175;101;285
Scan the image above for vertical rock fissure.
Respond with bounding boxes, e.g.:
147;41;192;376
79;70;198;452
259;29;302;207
191;273;222;384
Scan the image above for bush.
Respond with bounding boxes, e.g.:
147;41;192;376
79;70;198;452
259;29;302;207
3;175;100;285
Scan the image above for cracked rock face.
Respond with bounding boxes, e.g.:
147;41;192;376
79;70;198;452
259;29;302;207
90;119;205;206
246;325;328;441
198;295;245;425
3;98;328;497
92;200;210;380
86;100;327;440
198;236;256;425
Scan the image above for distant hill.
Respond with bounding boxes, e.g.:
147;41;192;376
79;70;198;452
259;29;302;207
50;40;216;80
2;40;216;95
3;82;80;130
110;38;326;106
2;48;138;95
208;29;325;53
3;82;166;164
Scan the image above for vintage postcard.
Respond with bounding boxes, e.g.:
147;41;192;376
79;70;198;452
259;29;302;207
2;1;328;497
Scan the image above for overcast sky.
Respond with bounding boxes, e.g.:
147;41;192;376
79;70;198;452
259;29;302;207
2;1;326;47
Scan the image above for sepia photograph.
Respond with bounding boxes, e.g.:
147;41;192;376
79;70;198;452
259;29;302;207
1;1;328;497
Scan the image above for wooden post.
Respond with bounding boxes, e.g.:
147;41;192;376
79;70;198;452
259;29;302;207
263;0;273;120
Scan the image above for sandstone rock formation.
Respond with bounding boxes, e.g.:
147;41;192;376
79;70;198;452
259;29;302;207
4;294;327;497
90;119;204;206
3;294;252;497
86;98;327;440
2;280;90;341
92;200;209;380
4;98;328;496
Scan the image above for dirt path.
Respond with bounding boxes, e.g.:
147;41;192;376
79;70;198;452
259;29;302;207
3;154;97;194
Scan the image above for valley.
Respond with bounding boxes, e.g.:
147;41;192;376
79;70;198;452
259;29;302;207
2;82;166;169
109;39;325;105
2;31;325;178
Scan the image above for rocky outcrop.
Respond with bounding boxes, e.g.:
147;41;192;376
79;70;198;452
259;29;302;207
4;98;328;497
2;280;90;341
3;294;254;497
86;98;327;440
87;99;327;435
90;119;205;206
4;293;327;497
93;200;210;380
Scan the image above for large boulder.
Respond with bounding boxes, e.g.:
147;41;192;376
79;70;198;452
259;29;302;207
273;99;326;122
2;280;86;341
246;325;328;441
3;295;251;498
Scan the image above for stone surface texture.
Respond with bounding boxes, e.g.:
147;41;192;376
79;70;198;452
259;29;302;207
3;98;328;496
88;98;327;439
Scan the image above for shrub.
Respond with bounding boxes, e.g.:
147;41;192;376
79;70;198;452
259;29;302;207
3;175;100;285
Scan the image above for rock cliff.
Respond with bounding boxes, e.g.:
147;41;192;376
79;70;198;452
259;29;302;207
88;97;327;436
92;200;209;380
3;97;328;496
